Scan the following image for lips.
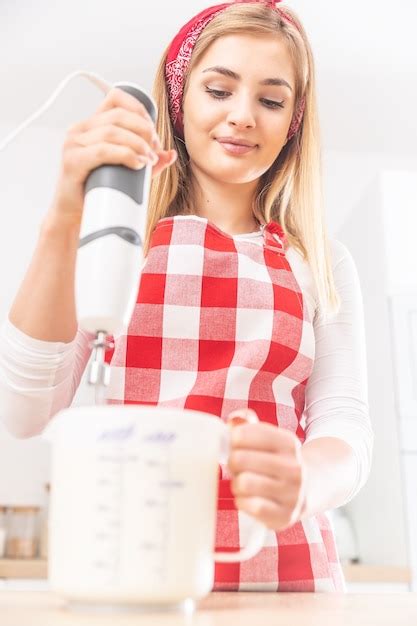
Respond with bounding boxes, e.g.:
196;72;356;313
216;137;257;147
216;138;257;155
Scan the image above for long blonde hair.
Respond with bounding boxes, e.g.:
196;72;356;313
144;2;340;317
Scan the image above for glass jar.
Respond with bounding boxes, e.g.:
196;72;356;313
5;506;40;559
0;506;6;558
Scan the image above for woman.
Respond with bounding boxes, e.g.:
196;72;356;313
0;1;373;591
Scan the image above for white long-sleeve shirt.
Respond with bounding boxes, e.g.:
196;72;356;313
0;231;373;504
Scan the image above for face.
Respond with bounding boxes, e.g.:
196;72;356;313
182;33;296;185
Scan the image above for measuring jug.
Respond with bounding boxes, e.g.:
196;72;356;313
46;405;267;610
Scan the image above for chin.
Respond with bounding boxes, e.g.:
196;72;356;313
205;160;263;184
190;152;268;183
210;169;260;184
216;162;270;183
229;175;261;184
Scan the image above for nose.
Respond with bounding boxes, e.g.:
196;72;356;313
226;94;256;129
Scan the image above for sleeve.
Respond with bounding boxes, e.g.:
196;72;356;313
0;316;94;438
303;239;374;505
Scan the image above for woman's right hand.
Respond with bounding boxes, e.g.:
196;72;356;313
48;87;178;227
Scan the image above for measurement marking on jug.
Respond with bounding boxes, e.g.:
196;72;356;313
129;437;177;582
146;459;159;467
152;441;173;581
139;541;160;551
91;434;180;585
145;459;169;468
159;480;185;488
92;445;125;584
144;498;163;507
92;560;111;570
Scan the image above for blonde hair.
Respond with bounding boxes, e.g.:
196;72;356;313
145;2;340;317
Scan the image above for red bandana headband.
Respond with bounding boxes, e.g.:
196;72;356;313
165;0;306;142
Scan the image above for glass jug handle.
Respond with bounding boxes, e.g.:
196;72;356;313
215;410;268;563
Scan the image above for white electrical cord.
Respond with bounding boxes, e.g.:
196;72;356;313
0;70;113;152
0;70;115;408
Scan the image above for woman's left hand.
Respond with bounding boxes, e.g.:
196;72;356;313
227;409;308;532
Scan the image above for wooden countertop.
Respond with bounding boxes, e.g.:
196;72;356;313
0;559;411;583
0;590;416;625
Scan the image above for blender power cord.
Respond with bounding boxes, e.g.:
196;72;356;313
0;70;113;152
0;71;118;406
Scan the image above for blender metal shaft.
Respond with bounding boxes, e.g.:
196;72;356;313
88;331;114;405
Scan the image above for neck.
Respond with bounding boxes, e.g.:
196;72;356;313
189;164;262;236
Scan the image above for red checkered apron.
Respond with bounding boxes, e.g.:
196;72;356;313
105;214;345;592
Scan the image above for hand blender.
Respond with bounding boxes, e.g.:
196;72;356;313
74;83;157;403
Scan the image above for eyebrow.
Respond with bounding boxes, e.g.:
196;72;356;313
202;65;293;92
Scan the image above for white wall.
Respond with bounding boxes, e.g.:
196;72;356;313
325;154;417;568
0;120;416;568
0;123;93;506
336;174;408;567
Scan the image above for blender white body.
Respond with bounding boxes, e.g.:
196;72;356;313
74;82;156;387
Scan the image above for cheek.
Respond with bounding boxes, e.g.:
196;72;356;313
259;130;286;161
264;119;291;155
184;106;217;153
186;99;218;136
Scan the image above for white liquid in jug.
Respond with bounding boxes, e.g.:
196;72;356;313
49;425;221;605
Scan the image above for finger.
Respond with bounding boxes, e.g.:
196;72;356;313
231;471;301;513
230;422;300;454
227;408;258;426
95;86;153;124
66;112;160;156
234;496;296;531
75;125;157;163
230;471;285;503
228;448;301;481
64;141;148;179
92;109;159;150
151;149;177;178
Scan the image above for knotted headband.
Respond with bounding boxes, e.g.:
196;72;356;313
165;0;306;142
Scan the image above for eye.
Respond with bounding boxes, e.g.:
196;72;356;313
262;98;285;110
205;88;285;109
205;88;229;99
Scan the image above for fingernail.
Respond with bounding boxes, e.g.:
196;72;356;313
229;417;247;427
133;159;146;170
147;150;159;165
152;134;162;150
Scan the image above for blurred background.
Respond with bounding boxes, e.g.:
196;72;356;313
0;0;416;592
